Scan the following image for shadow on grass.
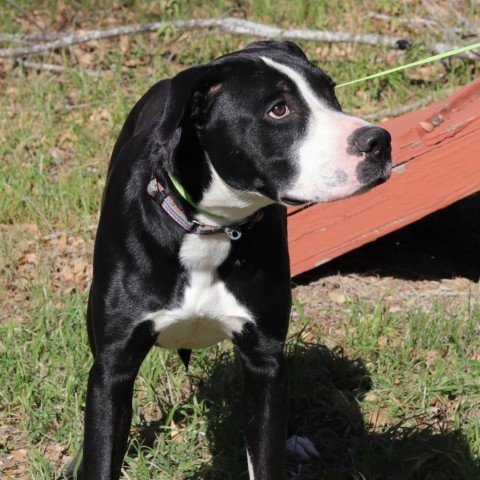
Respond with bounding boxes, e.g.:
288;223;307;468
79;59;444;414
169;341;479;480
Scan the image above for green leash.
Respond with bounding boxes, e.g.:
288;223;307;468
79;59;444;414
336;41;480;88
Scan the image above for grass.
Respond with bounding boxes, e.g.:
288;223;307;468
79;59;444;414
0;0;479;478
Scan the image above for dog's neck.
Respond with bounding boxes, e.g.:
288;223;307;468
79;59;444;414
195;161;272;224
167;147;271;225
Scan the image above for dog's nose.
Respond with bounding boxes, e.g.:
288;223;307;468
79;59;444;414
350;126;391;159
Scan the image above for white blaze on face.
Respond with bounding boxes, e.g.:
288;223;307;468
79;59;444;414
261;56;372;203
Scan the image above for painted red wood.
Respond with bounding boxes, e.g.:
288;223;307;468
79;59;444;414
288;78;480;276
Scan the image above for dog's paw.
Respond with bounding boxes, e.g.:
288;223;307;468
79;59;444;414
286;435;320;463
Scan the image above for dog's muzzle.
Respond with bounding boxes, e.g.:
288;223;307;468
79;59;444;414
348;126;392;185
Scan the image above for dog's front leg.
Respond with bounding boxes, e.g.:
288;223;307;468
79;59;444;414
75;321;155;480
235;326;289;480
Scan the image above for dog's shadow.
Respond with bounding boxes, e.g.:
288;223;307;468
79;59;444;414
132;341;479;479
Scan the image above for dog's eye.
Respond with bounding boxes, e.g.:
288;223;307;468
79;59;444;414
268;103;290;119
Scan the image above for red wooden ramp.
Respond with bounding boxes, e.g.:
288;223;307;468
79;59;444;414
288;78;480;277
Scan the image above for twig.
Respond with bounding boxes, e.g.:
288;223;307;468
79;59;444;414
9;59;104;78
368;12;480;40
368;13;480;38
0;31;73;43
63;102;94;111
0;31;70;43
1;18;478;60
13;59;71;73
0;33;37;44
420;0;463;44
368;12;440;27
41;224;96;242
433;40;480;59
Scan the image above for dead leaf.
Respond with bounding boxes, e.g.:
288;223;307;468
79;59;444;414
10;449;27;462
57;232;68;247
388;305;402;313
69;236;85;247
74;47;95;67
419;121;434;133
72;256;86;275
120;36;130;56
99;109;111;122
328;292;346;304
19;253;38;266
60;264;74;282
367;409;392;428
377;335;388;347
426;350;440;367
364;391;378;402
170;420;183;443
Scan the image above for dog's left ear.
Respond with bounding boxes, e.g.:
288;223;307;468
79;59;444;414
156;65;218;144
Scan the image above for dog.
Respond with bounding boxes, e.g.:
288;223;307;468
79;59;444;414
65;40;392;479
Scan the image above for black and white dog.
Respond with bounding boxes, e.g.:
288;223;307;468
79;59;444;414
67;41;391;479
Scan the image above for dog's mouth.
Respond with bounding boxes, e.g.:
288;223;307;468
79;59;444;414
360;171;390;191
279;161;392;207
280;196;310;207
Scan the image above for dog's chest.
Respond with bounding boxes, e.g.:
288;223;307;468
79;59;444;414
146;235;253;350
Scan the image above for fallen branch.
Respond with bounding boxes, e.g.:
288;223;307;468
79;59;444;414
0;17;408;58
0;33;38;44
0;17;478;60
0;31;72;43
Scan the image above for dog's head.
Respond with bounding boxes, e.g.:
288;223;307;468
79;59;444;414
155;41;392;211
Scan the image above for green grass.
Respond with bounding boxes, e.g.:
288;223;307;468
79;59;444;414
1;1;479;478
1;291;479;478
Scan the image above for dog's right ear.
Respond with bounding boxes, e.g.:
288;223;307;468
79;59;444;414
244;40;308;60
155;65;217;145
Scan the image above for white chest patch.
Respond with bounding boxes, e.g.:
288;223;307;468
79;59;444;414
145;234;254;350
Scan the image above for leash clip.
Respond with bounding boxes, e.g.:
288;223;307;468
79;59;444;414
225;228;242;241
147;179;168;204
190;219;205;233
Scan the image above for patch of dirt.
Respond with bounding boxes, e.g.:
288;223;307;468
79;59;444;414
293;273;478;328
0;222;94;325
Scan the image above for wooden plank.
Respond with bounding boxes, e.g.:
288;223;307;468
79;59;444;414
288;78;480;277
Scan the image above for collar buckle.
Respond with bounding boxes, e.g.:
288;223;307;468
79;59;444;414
147;179;167;203
225;228;242;240
190;219;203;234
